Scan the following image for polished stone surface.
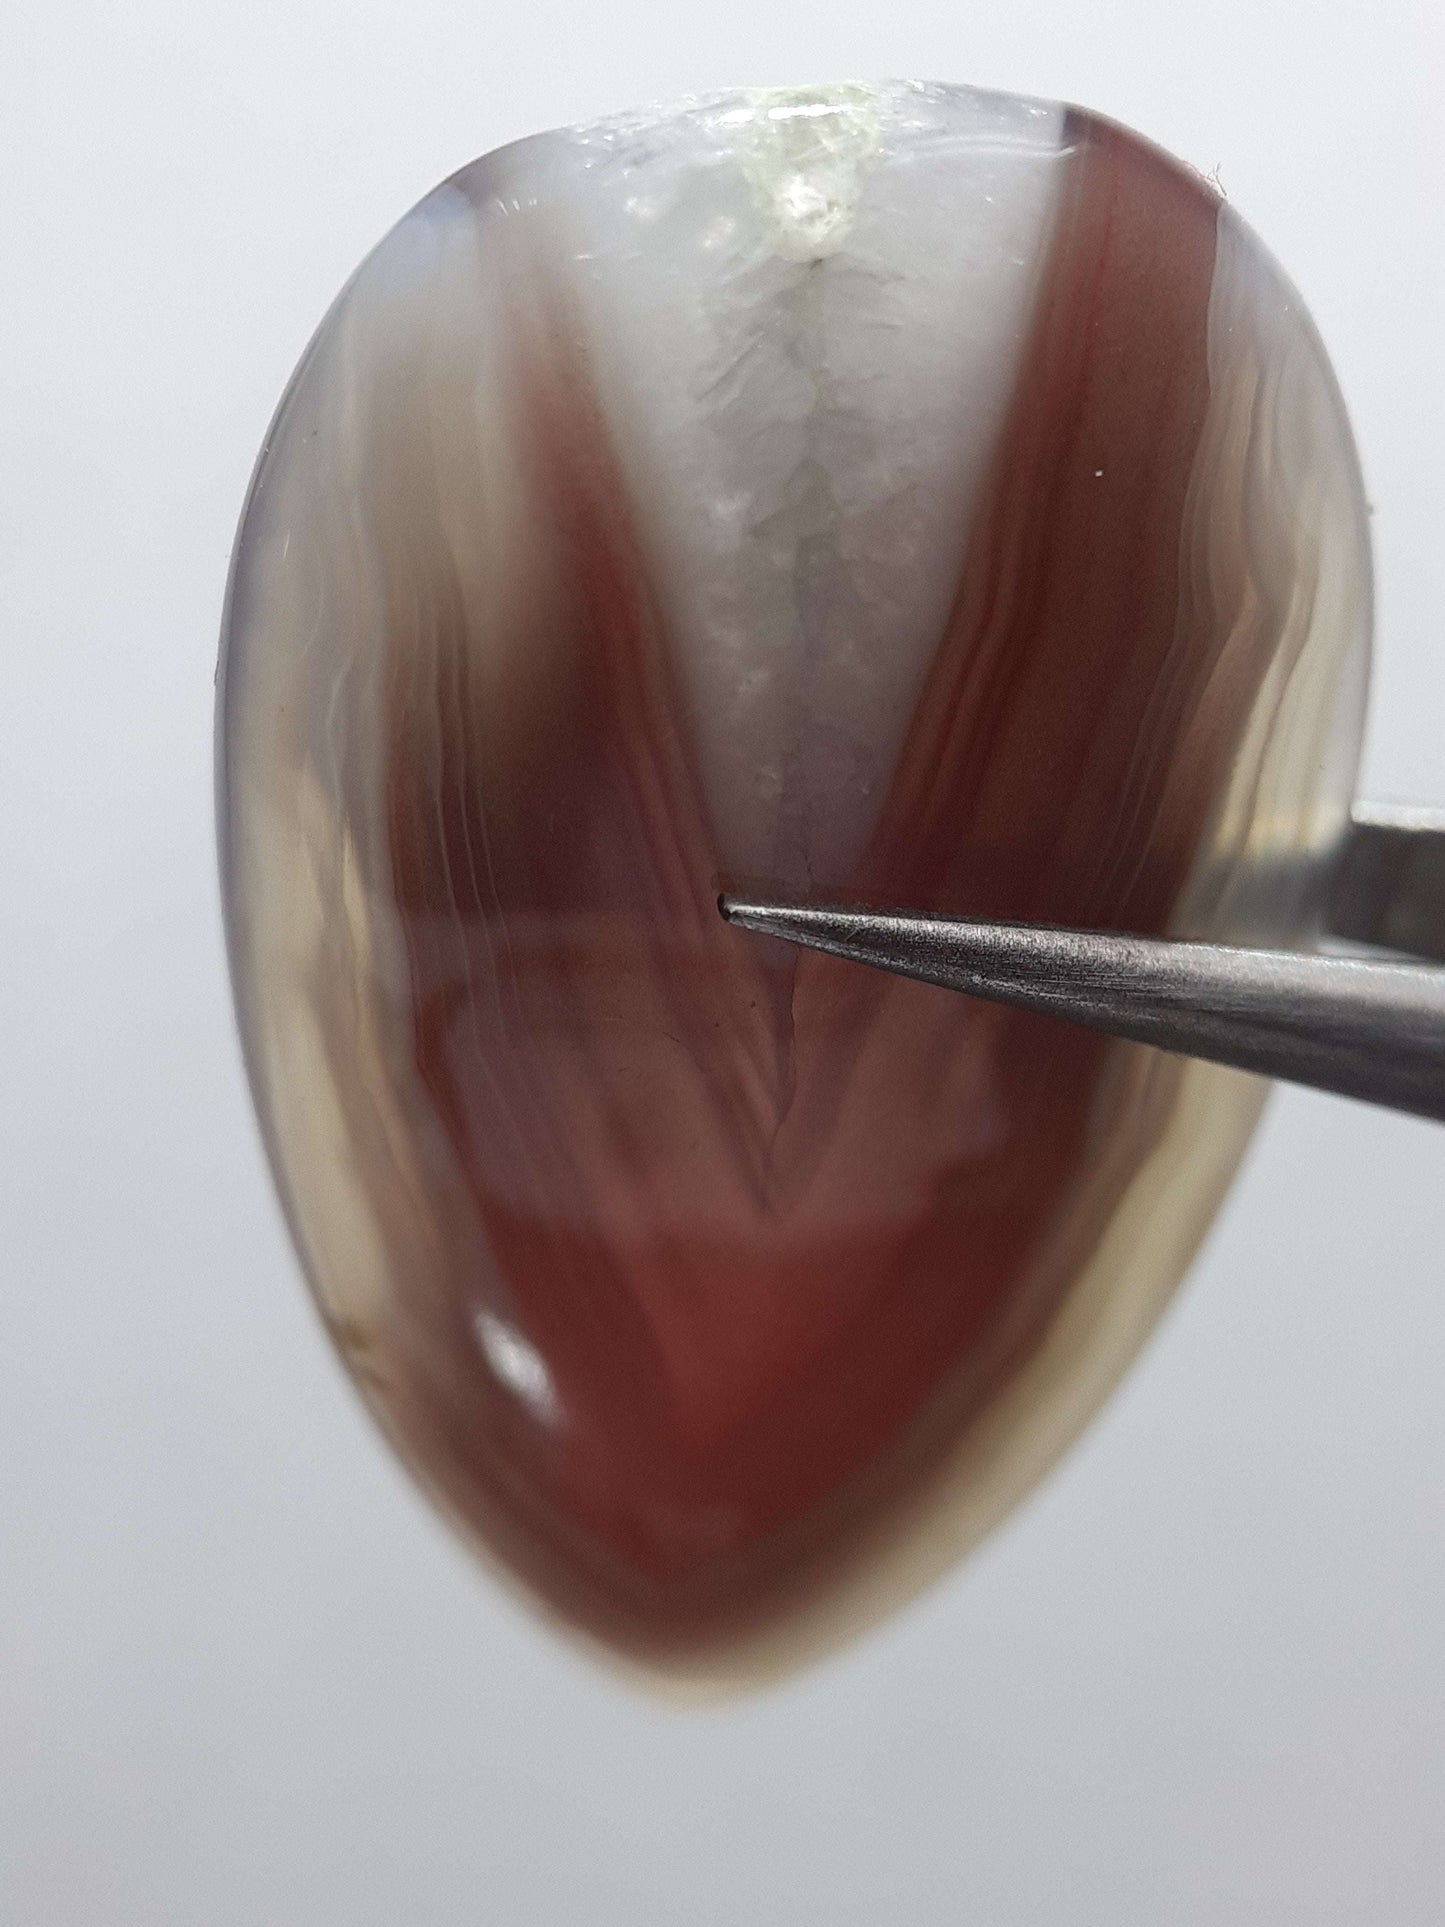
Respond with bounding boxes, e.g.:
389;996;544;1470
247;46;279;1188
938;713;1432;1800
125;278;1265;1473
218;82;1371;1677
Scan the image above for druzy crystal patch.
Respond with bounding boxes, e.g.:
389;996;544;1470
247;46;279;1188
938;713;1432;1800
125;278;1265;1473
218;82;1370;1676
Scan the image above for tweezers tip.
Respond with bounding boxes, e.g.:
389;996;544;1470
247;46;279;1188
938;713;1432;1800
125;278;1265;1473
718;893;780;933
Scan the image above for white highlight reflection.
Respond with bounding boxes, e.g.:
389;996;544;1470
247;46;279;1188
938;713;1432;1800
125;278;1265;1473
473;1310;563;1427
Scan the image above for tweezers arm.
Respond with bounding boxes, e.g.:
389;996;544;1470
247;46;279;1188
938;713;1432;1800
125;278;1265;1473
721;802;1445;1125
721;902;1445;1125
956;935;1445;1124
1329;804;1445;962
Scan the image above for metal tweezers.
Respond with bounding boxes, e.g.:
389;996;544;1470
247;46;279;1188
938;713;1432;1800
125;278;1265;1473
721;804;1445;1125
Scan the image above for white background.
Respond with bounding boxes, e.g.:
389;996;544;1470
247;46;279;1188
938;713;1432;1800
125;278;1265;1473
3;2;1443;1921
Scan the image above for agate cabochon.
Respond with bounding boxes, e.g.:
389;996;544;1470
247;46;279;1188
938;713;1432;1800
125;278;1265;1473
218;82;1370;1675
